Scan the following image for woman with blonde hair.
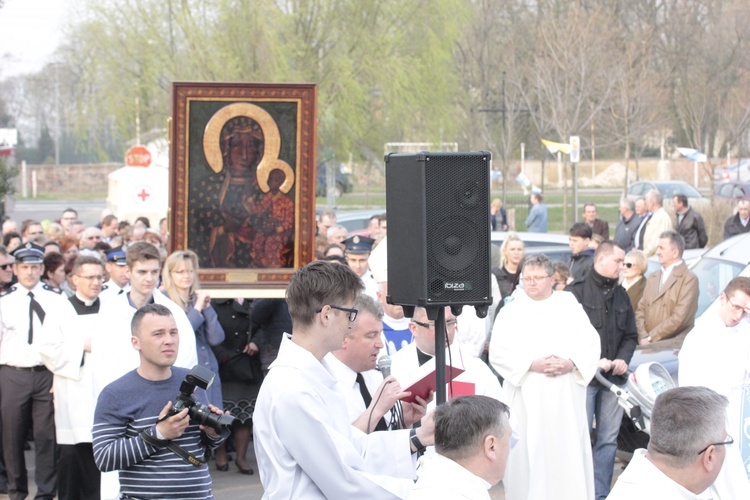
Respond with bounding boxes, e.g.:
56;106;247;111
622;249;648;310
44;222;65;242
493;233;525;312
161;250;225;407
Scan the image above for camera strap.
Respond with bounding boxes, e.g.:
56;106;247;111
140;429;206;467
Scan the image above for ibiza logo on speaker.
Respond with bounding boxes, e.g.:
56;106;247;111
444;281;473;291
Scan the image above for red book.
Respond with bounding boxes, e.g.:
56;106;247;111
401;365;465;403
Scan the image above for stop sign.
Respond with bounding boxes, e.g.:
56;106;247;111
125;145;152;167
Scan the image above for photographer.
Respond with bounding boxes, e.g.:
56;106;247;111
92;304;229;499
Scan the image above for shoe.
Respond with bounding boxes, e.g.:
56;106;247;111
237;463;254;475
216;462;229;472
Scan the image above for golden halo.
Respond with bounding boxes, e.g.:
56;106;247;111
258;158;295;194
202;103;283;190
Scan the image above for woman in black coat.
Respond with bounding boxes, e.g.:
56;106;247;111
211;298;263;475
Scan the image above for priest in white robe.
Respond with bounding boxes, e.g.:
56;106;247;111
678;276;750;499
391;306;504;409
489;254;600;500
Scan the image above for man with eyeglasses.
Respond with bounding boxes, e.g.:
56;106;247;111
608;387;731;499
36;255;107;499
0;243;68;499
677;276;750;499
0;246;15;294
59;208;78;235
391;306;503;413
254;261;432;499
79;227;103;250
565;241;638;500
489;253;600;500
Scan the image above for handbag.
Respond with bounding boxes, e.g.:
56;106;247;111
219;352;262;382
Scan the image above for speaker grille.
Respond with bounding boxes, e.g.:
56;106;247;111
424;153;490;303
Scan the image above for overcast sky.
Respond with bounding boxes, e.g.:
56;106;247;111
0;0;73;77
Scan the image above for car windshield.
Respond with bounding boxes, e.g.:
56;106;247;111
690;257;746;317
657;183;702;198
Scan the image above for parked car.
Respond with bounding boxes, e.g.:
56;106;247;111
336;209;384;234
625;180;707;210
618;233;750;457
714;180;750;200
715;159;750;183
316;160;354;198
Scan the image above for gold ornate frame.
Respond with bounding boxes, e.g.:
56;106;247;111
169;82;317;296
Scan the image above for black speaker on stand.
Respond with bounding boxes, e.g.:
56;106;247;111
385;151;493;404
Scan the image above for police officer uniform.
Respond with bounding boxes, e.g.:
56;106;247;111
0;243;66;499
98;246;128;302
344;235;378;300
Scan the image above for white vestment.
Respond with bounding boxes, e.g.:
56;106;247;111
607;449;698;499
489;290;600;500
36;299;101;444
678;312;750;498
391;342;504;410
455;272;502;358
408;453;491;500
253;337;415;499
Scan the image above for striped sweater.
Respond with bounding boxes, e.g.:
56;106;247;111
93;368;224;499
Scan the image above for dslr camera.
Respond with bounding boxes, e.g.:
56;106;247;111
169;365;236;432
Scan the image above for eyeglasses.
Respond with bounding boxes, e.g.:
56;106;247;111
85;236;102;240
624;262;634;268
522;275;551;284
698;435;733;455
0;264;11;270
316;305;358;322
413;319;458;329
727;298;748;315
77;275;104;281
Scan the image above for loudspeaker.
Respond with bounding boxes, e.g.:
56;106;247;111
385;151;492;310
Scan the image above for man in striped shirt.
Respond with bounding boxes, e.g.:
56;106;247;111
92;304;228;499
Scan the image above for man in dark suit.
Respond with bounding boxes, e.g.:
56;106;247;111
673;194;707;249
583;203;610;241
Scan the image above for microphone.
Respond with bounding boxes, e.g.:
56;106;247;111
378;355;392;379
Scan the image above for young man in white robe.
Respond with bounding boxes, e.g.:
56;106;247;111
253;261;434;499
678;276;750;499
409;396;511;500
608;387;730;499
89;241;197;499
37;256;107;499
489;253;600;500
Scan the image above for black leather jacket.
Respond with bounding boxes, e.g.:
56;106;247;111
565;270;638;386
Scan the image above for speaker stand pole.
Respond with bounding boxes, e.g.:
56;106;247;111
433;306;447;405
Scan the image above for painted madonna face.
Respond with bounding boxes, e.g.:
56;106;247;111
221;117;264;178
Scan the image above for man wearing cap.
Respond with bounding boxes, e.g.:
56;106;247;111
344;235;379;300
0;242;68;499
99;246;130;302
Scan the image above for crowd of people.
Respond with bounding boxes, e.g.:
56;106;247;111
0;190;746;500
0;208;284;499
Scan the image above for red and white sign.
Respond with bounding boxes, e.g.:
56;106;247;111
125;145;152;167
134;185;153;204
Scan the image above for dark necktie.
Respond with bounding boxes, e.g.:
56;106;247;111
356;372;388;432
28;291;46;344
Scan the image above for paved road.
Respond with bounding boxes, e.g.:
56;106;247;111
6;199;107;227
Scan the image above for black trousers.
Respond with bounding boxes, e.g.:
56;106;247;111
0;366;57;500
58;443;100;500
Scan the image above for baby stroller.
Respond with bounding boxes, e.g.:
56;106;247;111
594;361;677;458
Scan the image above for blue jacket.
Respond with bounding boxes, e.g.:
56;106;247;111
525;203;548;232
